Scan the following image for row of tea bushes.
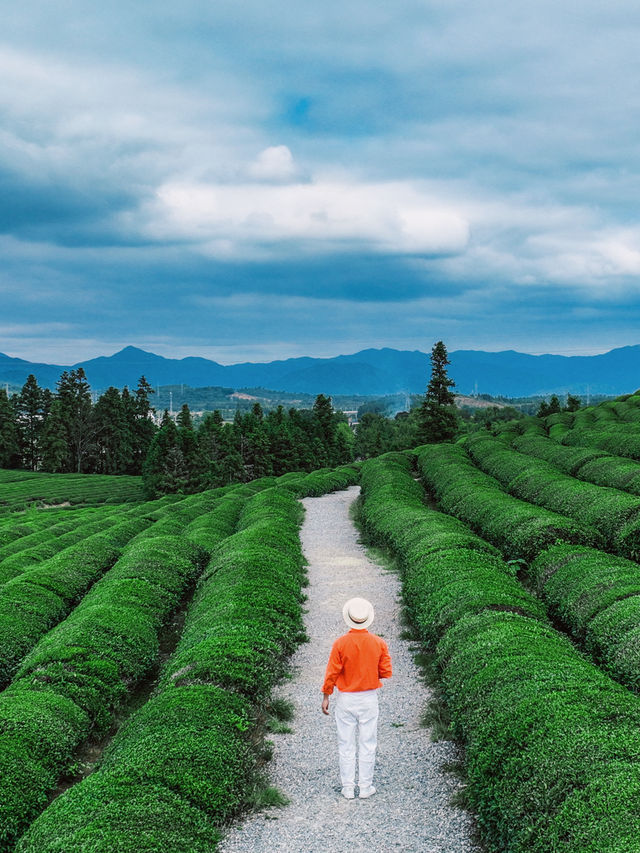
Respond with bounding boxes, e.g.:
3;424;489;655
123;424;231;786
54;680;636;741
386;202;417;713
0;517;152;688
276;463;361;497
423;441;640;695
514;431;640;495
360;452;640;852
0;510;138;586
0;471;144;514
561;423;640;461
0;519;215;851
529;544;640;692
0;509;75;549
466;434;640;558
438;610;640;852
17;485;308;852
416;444;602;561
359;453;546;645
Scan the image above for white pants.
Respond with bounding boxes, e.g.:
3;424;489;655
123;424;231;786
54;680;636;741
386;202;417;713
334;689;379;790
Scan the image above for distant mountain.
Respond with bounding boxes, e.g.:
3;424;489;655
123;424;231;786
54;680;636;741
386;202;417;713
1;344;639;398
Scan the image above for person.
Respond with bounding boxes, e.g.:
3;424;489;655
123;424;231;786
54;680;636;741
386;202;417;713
321;597;392;799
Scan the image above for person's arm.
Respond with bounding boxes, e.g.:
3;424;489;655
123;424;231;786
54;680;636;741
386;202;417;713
378;639;392;680
321;640;343;714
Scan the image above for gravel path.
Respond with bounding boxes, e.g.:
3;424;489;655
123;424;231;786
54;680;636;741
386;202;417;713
218;486;481;853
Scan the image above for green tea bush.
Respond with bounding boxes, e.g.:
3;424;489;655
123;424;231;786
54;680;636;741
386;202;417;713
562;424;640;460
436;610;640;852
279;464;360;497
467;433;640;556
15;774;221;853
18;483;314;850
531;544;640;691
0;520;154;687
417;443;602;561
359;453;545;644
0;523;210;850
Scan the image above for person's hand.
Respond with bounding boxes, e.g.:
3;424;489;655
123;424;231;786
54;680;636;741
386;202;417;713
321;696;330;715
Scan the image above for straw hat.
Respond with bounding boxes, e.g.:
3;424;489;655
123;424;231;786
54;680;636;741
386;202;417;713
343;597;374;630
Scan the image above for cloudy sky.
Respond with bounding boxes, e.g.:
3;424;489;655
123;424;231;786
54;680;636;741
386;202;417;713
3;1;640;364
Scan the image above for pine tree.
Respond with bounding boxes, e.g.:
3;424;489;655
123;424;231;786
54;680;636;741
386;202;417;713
40;399;69;472
57;368;94;472
417;341;458;444
196;411;226;488
177;403;199;490
312;394;338;464
565;394;581;412
0;389;19;468
92;387;131;474
130;376;156;474
142;416;188;497
17;374;44;470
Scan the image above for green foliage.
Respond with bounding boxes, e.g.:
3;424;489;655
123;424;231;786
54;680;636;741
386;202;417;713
0;519;210;848
436;610;640;852
15;775;221;853
359;453;544;646
467;432;640;557
417;341;458;444
417;443;602;562
16;472;359;850
530;544;640;691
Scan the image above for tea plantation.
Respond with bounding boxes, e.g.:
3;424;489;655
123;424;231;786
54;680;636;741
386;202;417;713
3;393;640;852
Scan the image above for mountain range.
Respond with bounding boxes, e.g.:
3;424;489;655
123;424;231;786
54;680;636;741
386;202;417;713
1;344;639;398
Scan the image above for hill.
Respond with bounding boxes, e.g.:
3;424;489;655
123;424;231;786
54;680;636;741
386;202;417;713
1;344;639;397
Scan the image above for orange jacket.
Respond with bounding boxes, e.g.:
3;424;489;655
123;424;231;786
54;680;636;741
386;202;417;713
322;629;392;695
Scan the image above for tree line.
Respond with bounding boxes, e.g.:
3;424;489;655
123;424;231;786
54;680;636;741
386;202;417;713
0;369;354;497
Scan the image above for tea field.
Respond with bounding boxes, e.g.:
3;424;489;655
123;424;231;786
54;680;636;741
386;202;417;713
3;392;640;851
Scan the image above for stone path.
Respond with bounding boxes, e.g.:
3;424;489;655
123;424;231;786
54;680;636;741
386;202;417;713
218;486;480;853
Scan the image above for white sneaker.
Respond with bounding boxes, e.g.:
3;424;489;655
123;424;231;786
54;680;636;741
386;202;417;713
341;787;355;799
359;786;376;799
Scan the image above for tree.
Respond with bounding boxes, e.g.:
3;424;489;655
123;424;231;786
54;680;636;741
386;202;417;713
40;399;69;473
177;403;199;489
129;376;156;474
57;368;94;472
0;389;19;468
354;412;394;459
17;375;44;470
537;394;562;418
142;415;188;497
196;410;226;488
92;387;132;474
565;394;581;412
417;341;458;443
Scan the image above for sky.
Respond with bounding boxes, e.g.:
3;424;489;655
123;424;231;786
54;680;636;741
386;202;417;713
2;0;640;365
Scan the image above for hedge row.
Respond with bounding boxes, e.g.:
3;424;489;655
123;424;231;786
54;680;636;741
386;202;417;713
0;510;136;586
0;517;152;688
0;472;144;513
359;453;545;645
277;463;361;497
562;424;640;461
466;433;640;558
359;451;640;851
437;610;640;852
416;443;602;561
514;432;640;496
0;522;213;850
17;485;307;851
529;544;640;691
0;509;74;550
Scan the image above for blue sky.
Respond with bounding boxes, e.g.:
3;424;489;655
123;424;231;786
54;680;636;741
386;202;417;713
2;0;640;364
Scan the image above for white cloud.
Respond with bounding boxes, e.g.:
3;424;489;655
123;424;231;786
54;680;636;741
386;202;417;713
144;177;470;258
246;145;302;182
